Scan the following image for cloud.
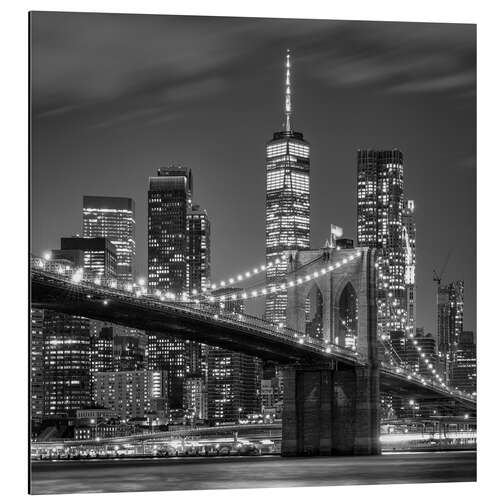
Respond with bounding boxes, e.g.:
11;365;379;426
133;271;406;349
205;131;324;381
30;13;476;127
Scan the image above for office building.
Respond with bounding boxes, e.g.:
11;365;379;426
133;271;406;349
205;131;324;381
54;236;117;280
183;375;207;422
30;308;45;424
83;196;136;283
186;204;211;293
402;199;416;336
43;311;91;418
93;370;169;421
114;331;146;371
40;250;99;420
437;280;464;383
147;166;210;409
207;290;260;424
357;149;406;337
451;330;476;393
148;166;192;293
265;50;311;324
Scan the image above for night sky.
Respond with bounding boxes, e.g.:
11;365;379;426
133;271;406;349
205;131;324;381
30;12;476;336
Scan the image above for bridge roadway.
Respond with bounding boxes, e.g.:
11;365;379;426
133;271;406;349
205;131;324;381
31;269;476;409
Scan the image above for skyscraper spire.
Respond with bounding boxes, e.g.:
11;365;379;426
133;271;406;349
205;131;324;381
284;49;292;132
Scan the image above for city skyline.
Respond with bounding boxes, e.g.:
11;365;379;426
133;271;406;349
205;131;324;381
31;12;476;336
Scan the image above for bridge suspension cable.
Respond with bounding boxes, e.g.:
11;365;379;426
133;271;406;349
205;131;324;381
380;291;475;400
194;251;363;307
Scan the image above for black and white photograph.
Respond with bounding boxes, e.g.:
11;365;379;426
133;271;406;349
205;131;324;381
25;4;482;496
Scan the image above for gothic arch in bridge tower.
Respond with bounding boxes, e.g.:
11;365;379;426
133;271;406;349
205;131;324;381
305;283;324;340
336;281;358;350
286;247;377;359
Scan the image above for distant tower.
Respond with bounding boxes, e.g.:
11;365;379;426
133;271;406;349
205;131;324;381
402;199;416;337
437;280;464;384
83;196;136;284
265;50;311;324
357;149;406;338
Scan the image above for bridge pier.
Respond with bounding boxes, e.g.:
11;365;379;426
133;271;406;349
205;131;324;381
281;363;380;456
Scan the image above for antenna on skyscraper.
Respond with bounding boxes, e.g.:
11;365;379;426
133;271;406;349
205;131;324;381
284;49;292;132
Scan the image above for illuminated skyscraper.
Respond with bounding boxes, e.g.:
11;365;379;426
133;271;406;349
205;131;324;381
148;166;192;293
402;199;416;336
207;289;260;424
451;330;476;393
83;196;136;284
30;308;44;425
186;205;211;294
437;280;464;384
147;166;210;409
265;50;311;324
54;236;117;279
43;311;91;418
357;149;405;338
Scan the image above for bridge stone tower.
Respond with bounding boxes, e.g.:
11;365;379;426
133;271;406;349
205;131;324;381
282;247;380;456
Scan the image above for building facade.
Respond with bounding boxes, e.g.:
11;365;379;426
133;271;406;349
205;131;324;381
402;199;416;336
30;308;45;424
207;290;260;424
357;149;406;338
451;330;476;393
147;166;209;409
83;196;136;283
93;370;169;421
56;236;117;280
265;50;311;325
437;280;465;383
42;311;91;418
148;166;192;293
183;375;207;422
186;205;211;293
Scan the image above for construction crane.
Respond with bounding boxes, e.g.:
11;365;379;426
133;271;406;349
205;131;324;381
432;251;452;287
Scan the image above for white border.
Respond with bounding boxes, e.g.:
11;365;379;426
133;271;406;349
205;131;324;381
1;1;497;499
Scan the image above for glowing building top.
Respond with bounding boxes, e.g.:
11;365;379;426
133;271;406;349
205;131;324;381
265;50;311;324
